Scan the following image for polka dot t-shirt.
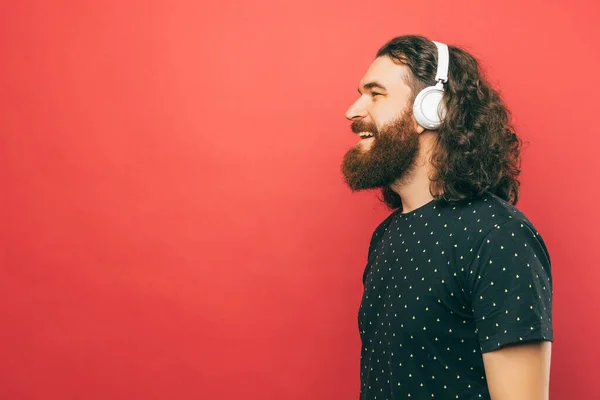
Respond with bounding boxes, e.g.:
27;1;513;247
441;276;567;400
358;192;553;400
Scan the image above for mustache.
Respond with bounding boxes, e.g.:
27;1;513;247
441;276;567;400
351;120;378;134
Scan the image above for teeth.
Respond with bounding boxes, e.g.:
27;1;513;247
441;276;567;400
358;132;374;138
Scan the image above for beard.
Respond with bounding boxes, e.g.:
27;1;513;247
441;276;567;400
341;109;420;191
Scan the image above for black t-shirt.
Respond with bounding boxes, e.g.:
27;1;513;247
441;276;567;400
358;192;553;400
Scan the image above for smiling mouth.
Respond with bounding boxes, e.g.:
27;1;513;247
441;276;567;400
358;132;375;139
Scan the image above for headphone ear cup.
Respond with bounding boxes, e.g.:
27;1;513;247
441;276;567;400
413;86;447;130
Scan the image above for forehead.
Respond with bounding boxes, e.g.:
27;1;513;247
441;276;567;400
359;56;411;92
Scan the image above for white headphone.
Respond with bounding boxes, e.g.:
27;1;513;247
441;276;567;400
412;41;449;130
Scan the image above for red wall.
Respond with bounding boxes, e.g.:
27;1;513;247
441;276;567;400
1;1;599;399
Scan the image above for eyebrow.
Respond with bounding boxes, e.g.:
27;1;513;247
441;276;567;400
358;81;388;94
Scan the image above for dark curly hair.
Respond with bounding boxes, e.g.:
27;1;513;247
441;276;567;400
376;35;522;210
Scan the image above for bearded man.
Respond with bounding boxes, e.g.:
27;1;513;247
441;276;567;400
341;35;553;400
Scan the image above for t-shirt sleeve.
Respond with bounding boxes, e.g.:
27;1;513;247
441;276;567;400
467;218;554;353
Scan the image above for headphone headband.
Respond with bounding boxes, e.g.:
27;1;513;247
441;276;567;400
432;41;449;84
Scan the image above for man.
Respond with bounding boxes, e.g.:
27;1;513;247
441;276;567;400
341;35;553;400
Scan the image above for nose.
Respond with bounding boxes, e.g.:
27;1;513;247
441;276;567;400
345;98;367;121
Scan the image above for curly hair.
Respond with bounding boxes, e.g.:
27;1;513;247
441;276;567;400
376;35;522;210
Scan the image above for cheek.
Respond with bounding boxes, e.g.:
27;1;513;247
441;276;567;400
373;103;404;129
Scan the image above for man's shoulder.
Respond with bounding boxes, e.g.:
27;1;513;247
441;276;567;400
445;191;535;229
369;191;542;243
426;192;546;254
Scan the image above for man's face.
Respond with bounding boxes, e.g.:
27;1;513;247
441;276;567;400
341;56;424;191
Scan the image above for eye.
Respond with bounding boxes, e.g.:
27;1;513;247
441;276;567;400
372;92;383;98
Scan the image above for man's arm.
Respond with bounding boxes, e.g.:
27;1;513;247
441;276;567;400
482;341;552;400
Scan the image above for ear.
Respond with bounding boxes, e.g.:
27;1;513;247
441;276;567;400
412;117;426;134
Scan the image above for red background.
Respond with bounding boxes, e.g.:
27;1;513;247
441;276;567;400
1;1;599;399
